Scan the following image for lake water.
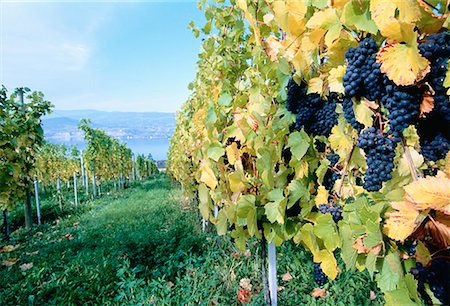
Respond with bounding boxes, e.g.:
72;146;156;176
48;138;170;160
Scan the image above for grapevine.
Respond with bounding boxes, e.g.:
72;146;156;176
168;1;450;305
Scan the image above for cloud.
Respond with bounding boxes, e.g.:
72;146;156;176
0;2;108;82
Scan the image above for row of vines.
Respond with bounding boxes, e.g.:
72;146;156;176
168;0;450;305
1;87;158;235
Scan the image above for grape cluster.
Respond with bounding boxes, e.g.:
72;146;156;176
411;259;450;305
286;77;307;113
419;132;450;162
318;203;343;222
323;153;341;191
304;94;338;137
286;78;338;137
357;127;399;191
313;263;328;286
341;38;382;130
417;32;450;161
402;240;418;256
382;79;423;134
343;38;380;98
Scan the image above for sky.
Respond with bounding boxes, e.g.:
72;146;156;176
0;0;204;112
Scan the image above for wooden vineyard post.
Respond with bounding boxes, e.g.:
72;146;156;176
80;150;85;187
268;241;278;306
19;88;33;229
57;178;62;210
34;177;41;225
85;171;89;196
214;206;218;219
92;171;97;197
202;218;206;232
73;172;78;208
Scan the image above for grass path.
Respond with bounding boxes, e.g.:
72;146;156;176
1;175;384;305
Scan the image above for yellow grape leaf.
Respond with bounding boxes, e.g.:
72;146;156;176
354;100;374;128
198;183;211;220
272;0;307;37
307;77;324;95
328;65;345;94
370;0;419;43
200;162;218;190
306;8;342;46
314;249;339;279
444;61;450;95
329;124;353;158
445;151;450;177
293;159;309;179
228;172;246;194
393;0;421;23
377;42;430;86
236;0;261;46
226;142;240;165
315;186;329;205
384;201;420;242
404;171;450;212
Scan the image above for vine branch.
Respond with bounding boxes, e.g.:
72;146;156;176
401;137;420;181
337;142;357;198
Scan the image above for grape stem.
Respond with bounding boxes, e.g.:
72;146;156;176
401;137;420;181
337;141;356;198
377;113;383;135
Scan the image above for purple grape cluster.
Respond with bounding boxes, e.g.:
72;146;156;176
313;263;328;286
323;153;341;191
382;79;423;134
402;239;418;256
357;127;399;191
417;32;450;161
286;78;338;137
318;203;343;222
343;38;380;98
411;259;450;305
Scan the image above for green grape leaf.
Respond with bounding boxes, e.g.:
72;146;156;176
341;0;378;34
365;251;378;278
287;179;309;209
340;223;358;270
207;143;225;162
218;93;232;106
301;223;319;255
314;214;341;251
231;227;248;252
287;130;310;160
198;183;212;220
265;188;287;224
376;252;403;292
236;195;257;236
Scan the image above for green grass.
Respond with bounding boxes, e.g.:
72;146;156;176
0;174;384;305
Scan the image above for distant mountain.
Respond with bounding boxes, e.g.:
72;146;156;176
42;110;175;160
43;110;175;142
